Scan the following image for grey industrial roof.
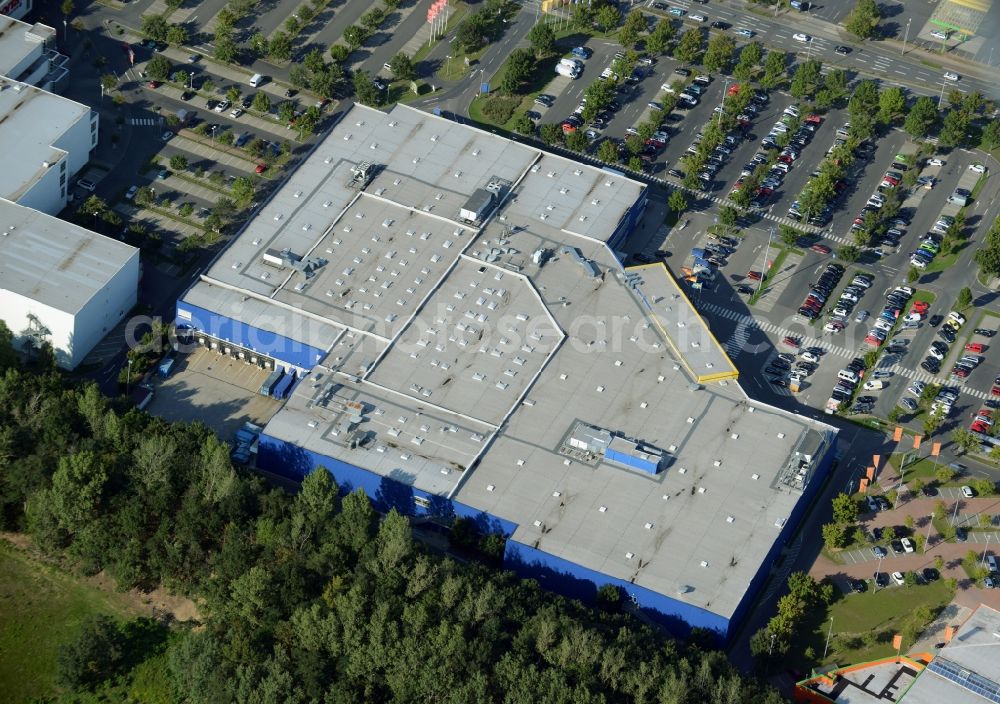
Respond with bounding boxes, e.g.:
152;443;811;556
192;104;835;621
0;77;89;202
0;16;53;79
903;605;1000;704
0;198;138;315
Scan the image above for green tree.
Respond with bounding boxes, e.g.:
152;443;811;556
957;286;973;309
733;42;763;81
360;7;386;31
822;522;849;549
790;60;822;100
668;189;688;214
646;20;675;56
906;267;920;283
582;79;615;121
939;108;971;148
618;10;646;47
388;53;417;81
61;0;75;15
904;96;939;137
329;44;350;63
512;112;535;135
539;123;562;145
846;0;881;40
213;36;238;63
166;24;188;46
343;25;367;51
527;22;556;57
837;245;860;263
269;31;293;61
760;50;787;89
141;14;169;41
597;139;619;163
703;34;735;73
499;48;534;95
226;86;241;103
252;91;271;113
169;154;188;171
674;29;704;65
56;615;125;689
353;70;382;106
100;74;118;92
981;120;1000;151
145;54;172;81
972;478;995;496
596;5;622;33
832;493;859;524
878;86;906;124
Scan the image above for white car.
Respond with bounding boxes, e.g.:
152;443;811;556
969;163;987;173
160;131;173;142
943;71;960;81
961;485;974;498
690;13;706;21
928;158;945;166
793;33;811;42
661;82;677;93
230;107;244;119
783;106;800;117
901;537;915;553
874;319;893;332
908;381;925;395
800;351;819;363
125;185;139;200
931;30;950;40
891;571;906;586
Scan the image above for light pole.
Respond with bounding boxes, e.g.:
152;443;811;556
446;54;452;78
873;553;883;593
981;533;992;568
126;358;133;394
719;78;730;125
938;79;947;108
756;226;774;298
823;617;834;659
901;18;911;55
189;72;194;90
925;513;933;551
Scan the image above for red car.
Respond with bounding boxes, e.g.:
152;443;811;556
971;421;988;433
777;155;793;164
811;244;831;254
966;342;985;353
911;301;930;313
992;384;1000;397
727;83;741;96
805;114;823;125
255;163;267;174
147;80;161;89
783;336;800;348
883;174;900;186
865;335;883;347
747;270;763;281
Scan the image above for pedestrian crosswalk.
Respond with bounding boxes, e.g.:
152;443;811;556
698;302;856;358
130;117;160;126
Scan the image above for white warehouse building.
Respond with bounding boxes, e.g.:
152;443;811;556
0;15;68;91
0;198;140;369
0;75;97;215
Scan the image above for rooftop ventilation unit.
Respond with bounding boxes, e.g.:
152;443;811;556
346;161;377;190
261;248;328;278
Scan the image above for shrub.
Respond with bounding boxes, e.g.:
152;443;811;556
480;95;521;125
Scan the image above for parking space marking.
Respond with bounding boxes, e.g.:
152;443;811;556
699;302;856;358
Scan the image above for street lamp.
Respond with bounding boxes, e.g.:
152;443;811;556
901;18;912;55
719;78;731;125
189;72;194;90
756;225;775;297
446;54;452;78
126;358;133;394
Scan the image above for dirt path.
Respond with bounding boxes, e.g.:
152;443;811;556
0;532;201;624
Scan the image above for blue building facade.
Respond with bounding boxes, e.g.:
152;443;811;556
175;300;327;372
256;427;836;644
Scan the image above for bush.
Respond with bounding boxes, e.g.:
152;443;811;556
479;95;521;125
56;615;124;689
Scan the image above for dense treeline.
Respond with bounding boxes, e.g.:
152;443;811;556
0;325;782;703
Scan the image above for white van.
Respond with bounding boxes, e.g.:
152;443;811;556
837;370;859;385
863;379;885;390
249;73;264;87
559;57;583;70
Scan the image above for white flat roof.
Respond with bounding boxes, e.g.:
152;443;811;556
0;16;53;79
0;76;89;202
187;104;835;622
0;198;138;315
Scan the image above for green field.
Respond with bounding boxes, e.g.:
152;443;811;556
0;542;144;702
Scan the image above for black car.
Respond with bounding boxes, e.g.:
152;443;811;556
737;285;755;295
835;45;851;55
284;88;297;98
975;328;997;337
956;527;968;542
849;578;867;593
929;314;943;327
921;359;940;373
922;568;940;583
711;20;731;29
922;484;938;497
667;168;684;178
769;378;788;387
874;572;890;588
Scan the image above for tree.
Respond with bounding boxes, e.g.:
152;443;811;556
539;122;563;145
226;86;241;104
268;31;293;61
388;53;417;82
877;86;906;124
846;0;881;40
618;10;646;47
56;615;125;689
824;69;849;104
166;24;188;46
703;34;735;73
360;7;386;31
252;92;271;113
343;25;367;51
169;154;188;171
512;112;535;135
832;493;859;524
837;245;860;263
329;44;350;63
61;0;75;15
646;20;675;56
525;22;556;59
939;108;971;148
454;10;492;53
213;36;238;63
352;70;381;106
674;29;704;65
957;286;973;309
100;74;118;92
141;14;169;41
499;48;534;95
981;120;1000;151
597;139;619;163
565;130;588;152
904;96;938;138
779;226;800;247
146;55;172;81
733;42;763;81
596;5;622;33
972;478;996;497
822;522;849;549
582;79;615;121
790;60;822;100
760;50;787;89
668;190;688;214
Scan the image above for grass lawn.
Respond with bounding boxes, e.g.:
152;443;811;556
469;53;563;129
0;542;142;702
749;247;793;305
790;578;954;670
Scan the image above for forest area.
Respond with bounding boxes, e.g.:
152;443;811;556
0;322;784;703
